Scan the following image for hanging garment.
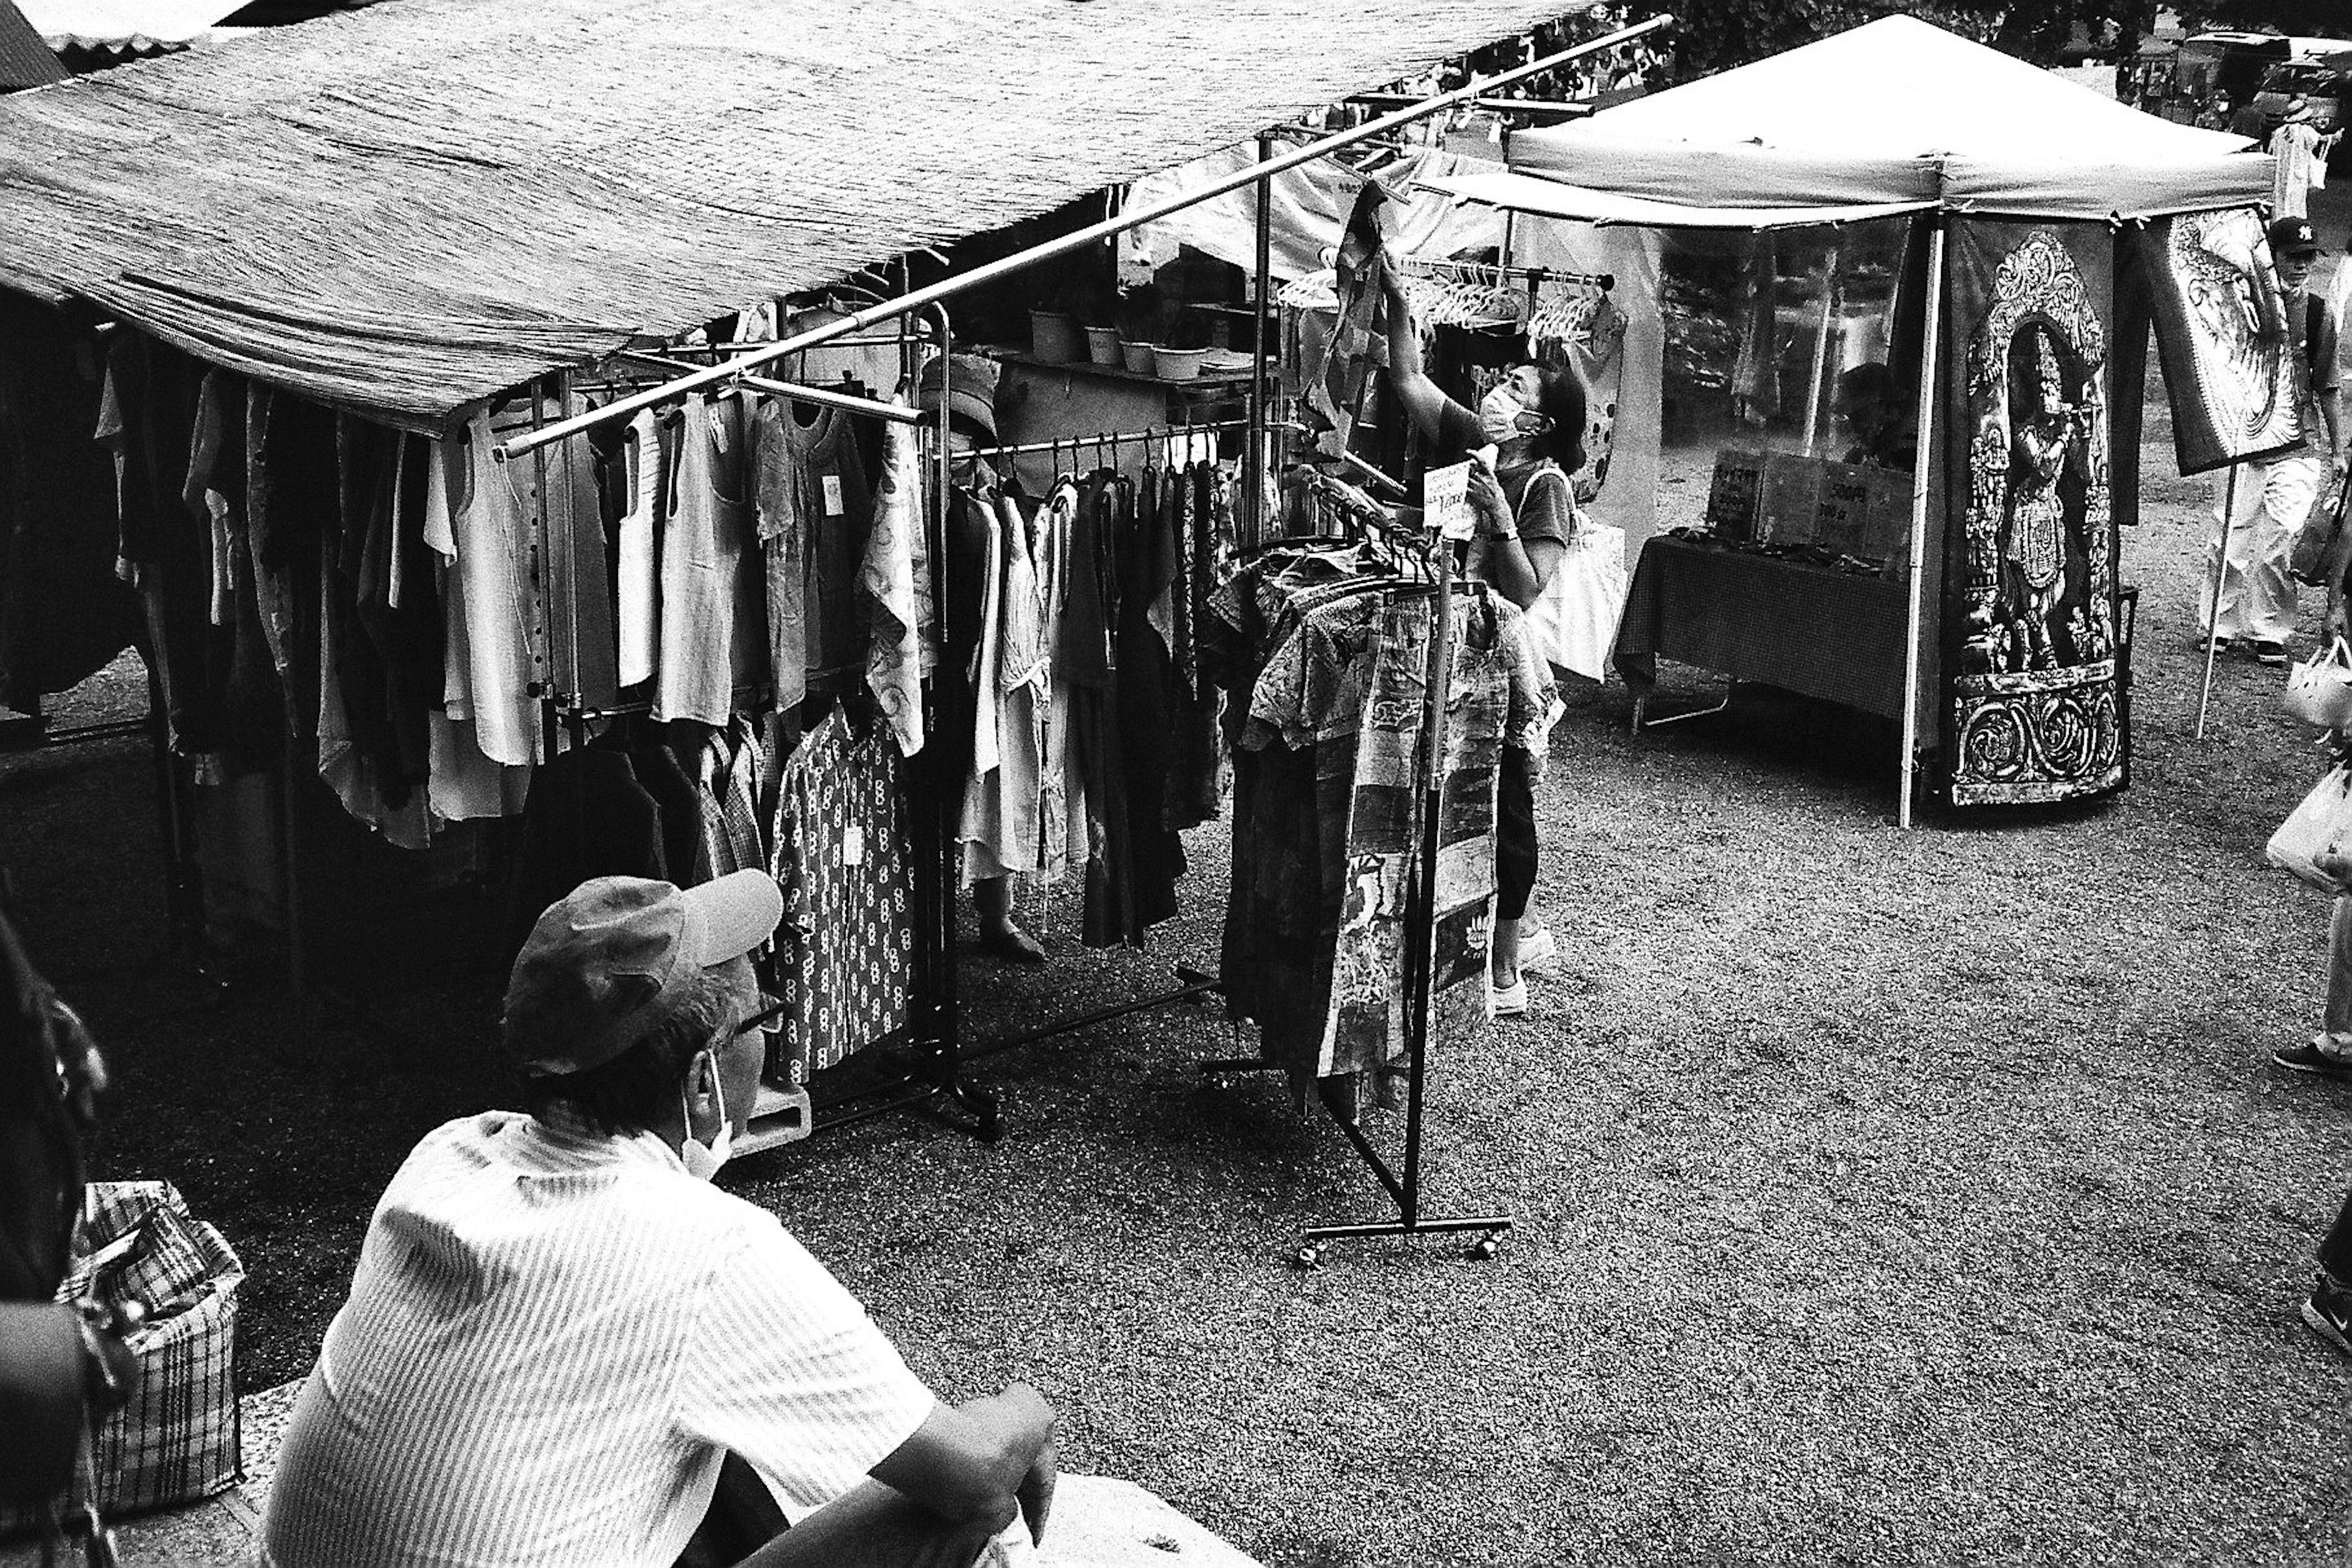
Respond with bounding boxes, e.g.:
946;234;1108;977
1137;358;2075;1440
1164;461;1226;832
1107;469;1188;944
442;410;548;767
97;333;224;758
698;715;767;881
934;474;1000;827
316;535;433;850
1319;589;1529;1115
0;296;137;712
768;706;914;1080
500;745;668;963
545;393;620;710
245;382;334;741
957;495;1012;886
615;408;666;689
765;402;877;698
861;404;930;756
187;368;287;771
424;434;533;815
960;484;1082;888
752;399;809;714
655;394;754;726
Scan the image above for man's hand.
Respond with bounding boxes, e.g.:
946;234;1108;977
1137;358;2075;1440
1016;1438;1057;1546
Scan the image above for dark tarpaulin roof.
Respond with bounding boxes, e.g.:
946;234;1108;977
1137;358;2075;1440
0;0;1578;426
0;1;66;88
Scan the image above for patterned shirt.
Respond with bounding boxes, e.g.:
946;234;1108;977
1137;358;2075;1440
260;1109;937;1567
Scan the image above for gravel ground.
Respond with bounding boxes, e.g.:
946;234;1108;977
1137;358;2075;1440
7;399;2352;1566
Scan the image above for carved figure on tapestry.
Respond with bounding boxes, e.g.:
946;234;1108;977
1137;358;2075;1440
1996;327;2096;669
1960;232;2114;680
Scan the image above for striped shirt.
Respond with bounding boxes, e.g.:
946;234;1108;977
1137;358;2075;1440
260;1109;937;1567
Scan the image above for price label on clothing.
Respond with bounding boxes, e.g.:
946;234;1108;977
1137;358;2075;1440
1425;459;1476;543
843;823;865;867
821;474;845;516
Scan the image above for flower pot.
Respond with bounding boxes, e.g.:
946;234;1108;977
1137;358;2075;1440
1030;310;1082;364
1153;347;1208;383
1085;326;1124;366
1121;341;1158;375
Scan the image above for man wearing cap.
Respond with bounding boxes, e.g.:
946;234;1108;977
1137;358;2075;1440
2204;216;2345;666
262;872;1057;1568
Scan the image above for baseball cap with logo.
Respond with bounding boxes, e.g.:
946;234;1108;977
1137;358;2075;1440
2269;216;2322;259
505;872;783;1076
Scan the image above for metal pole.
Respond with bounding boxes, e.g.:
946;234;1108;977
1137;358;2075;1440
614;352;925;424
495;13;1676;464
1801;244;1841;457
1897;220;1946;831
1246;132;1273;546
2196;464;2237;741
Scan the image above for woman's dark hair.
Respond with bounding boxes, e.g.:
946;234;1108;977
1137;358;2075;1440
518;963;741;1137
1527;364;1587;475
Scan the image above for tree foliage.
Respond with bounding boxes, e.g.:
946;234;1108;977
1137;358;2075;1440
1624;0;2179;81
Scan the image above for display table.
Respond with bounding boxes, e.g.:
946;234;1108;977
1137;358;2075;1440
1611;535;1909;722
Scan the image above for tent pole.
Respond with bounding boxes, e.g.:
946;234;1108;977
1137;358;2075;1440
2195;464;2237;741
1246;132;1273;546
495;13;1676;465
1897;218;1946;831
1802;244;1842;456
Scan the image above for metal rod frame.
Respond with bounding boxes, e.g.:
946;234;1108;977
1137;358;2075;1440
2196;464;2237;741
1896;219;1947;830
492;13;1673;465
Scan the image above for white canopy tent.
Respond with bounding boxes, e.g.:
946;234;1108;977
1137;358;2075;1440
1416;17;2277;823
1421;15;2269;227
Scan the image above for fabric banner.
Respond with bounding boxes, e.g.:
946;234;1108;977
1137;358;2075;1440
1941;219;2127;807
2124;206;2305;477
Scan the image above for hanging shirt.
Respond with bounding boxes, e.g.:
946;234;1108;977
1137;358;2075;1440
763;402;875;696
655;394;752;726
615;408;666;689
769;707;914;1079
860;404;929;756
442;411;547;767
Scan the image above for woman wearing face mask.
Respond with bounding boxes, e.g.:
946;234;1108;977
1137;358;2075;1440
1379;255;1586;1015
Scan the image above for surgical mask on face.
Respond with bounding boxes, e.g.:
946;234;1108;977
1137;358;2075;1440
1479;383;1531;445
679;1057;733;1182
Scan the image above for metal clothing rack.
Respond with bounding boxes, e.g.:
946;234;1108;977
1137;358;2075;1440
1193;499;1511;1265
522;305;1002;1155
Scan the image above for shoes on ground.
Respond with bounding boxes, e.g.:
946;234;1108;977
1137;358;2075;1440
2273;1037;2352;1077
1491;978;1528;1017
976;925;1047;963
2192;631;2236;655
2303;1275;2352;1357
1517;925;1558;974
2254;640;2290;666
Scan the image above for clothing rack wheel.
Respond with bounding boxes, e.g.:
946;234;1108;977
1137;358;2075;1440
1294;1218;1512;1270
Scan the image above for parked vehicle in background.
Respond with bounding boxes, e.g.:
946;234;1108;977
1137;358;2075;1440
2169;31;2294;122
2252;47;2352;138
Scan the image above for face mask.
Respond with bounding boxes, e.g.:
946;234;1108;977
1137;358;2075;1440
679;1056;733;1182
1478;383;1528;445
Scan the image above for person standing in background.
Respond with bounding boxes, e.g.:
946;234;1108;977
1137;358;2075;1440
2204;217;2345;665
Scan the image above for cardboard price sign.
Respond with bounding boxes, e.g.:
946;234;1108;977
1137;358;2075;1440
1425;459;1477;542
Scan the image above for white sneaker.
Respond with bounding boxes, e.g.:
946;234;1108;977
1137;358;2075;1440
1491;978;1528;1017
1517;925;1557;974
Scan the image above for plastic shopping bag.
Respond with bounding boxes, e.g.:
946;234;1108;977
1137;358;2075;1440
2286;638;2352;731
2267;764;2352;895
1525;519;1629;683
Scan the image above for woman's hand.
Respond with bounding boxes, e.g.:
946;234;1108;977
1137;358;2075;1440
1467;465;1516;538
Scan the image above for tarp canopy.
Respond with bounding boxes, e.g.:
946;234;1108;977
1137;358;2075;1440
1422;17;2271;228
0;0;1586;426
1123;143;1509;283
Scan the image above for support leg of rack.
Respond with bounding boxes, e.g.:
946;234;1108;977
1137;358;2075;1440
1633;679;1734;730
